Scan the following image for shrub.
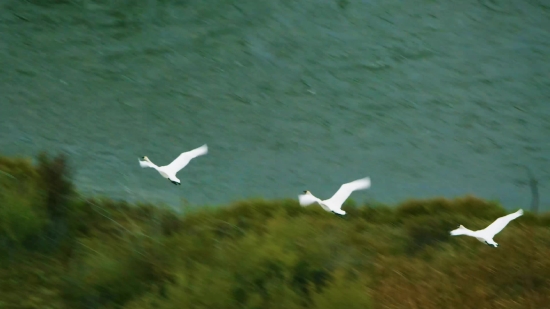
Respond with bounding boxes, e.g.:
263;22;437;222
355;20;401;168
403;215;456;254
0;156;48;250
311;270;372;309
395;195;506;222
1;152;550;309
36;152;75;220
61;235;174;308
0;188;48;247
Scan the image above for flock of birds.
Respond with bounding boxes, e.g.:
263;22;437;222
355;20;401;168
139;144;524;248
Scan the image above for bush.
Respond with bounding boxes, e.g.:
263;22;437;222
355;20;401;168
61;235;174;308
0;156;48;250
36;152;74;220
311;270;372;309
395;195;506;221
0;189;48;247
1;152;549;309
403;215;456;254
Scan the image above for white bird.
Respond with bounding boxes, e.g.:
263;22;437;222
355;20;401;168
450;209;523;247
139;144;208;185
298;177;371;215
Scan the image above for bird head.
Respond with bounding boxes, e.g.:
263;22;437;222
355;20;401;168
303;190;311;195
140;156;151;162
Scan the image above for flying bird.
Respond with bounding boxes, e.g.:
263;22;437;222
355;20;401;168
139;144;208;185
450;209;523;247
298;177;371;215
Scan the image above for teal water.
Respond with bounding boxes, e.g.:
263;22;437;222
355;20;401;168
1;0;549;210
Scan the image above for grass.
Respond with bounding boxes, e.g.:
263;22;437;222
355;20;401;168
0;152;549;309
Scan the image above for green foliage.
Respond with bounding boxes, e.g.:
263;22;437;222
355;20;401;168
36;152;75;220
403;214;455;253
311;270;372;309
0;188;47;245
395;195;507;221
0;153;549;309
0;156;38;184
61;235;174;308
0;156;48;249
350;203;397;224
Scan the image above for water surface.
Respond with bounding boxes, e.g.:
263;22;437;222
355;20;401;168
1;0;548;210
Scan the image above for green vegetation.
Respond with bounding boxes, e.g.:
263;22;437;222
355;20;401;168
0;153;549;309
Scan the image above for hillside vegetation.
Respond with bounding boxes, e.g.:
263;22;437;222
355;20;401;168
1;153;549;309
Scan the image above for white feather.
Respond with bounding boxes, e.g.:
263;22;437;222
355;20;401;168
139;159;157;169
450;209;523;247
324;177;371;208
481;209;524;237
164;144;208;175
138;144;208;185
298;193;320;207
298;177;371;215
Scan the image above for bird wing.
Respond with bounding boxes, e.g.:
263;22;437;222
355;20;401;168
324;177;371;209
298;194;320;206
481;209;523;237
298;194;332;212
164;144;208;173
450;225;478;237
139;159;155;168
317;203;332;212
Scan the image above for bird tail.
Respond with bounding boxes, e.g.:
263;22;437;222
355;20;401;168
450;225;475;236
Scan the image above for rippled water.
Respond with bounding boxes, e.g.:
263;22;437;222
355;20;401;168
0;0;549;210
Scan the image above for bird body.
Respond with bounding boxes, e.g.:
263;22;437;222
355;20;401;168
139;144;208;185
298;177;371;215
450;209;523;247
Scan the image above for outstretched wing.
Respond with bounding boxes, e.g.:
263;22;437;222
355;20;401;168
482;209;523;237
298;194;318;206
298;194;330;212
450;225;478;237
139;159;155;169
325;177;371;209
164;144;208;173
